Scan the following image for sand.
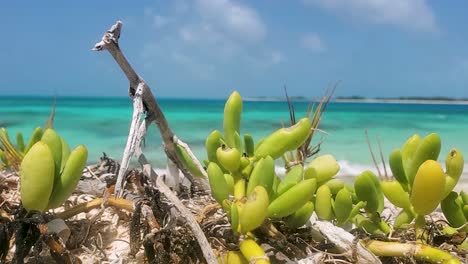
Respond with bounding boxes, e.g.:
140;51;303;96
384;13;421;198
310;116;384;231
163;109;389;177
0;159;467;263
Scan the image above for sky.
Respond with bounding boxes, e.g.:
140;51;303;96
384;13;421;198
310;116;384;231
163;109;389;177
1;0;468;99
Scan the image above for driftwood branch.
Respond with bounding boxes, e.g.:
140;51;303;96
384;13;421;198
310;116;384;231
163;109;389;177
132;134;217;263
155;177;217;263
114;82;146;197
174;136;210;191
92;20;200;196
92;21;217;264
309;220;382;264
174;136;208;179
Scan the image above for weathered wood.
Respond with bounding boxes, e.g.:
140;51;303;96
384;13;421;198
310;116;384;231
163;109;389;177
92;21;217;264
308;220;382;264
92;20;201;196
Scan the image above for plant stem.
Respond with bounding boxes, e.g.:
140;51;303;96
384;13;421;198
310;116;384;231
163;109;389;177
364;240;461;264
54;197;134;220
414;214;427;241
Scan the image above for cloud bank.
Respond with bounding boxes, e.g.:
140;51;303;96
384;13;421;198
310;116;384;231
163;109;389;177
141;0;281;81
305;0;437;32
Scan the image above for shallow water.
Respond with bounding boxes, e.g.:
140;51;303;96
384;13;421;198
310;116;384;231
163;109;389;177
2;96;468;177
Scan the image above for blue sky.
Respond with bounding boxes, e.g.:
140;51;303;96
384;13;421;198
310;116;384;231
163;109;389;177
1;0;468;98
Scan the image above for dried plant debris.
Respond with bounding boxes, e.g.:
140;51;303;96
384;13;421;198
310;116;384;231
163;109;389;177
0;154;466;263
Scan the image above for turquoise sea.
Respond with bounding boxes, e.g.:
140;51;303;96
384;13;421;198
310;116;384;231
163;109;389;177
2;96;468;176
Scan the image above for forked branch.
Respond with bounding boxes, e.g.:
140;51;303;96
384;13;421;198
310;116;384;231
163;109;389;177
92;21;216;264
92;20;206;196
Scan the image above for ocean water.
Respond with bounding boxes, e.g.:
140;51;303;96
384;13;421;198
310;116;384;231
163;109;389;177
2;96;468;177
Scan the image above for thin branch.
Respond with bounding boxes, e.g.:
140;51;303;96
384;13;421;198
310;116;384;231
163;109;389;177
131;113;216;263
155;177;217;263
92;21;217;263
44;97;57;129
284;85;296;126
137;147;218;263
310;220;382;264
132;122;216;263
376;136;388;179
165;156;181;191
365;130;382;177
93;21;204;195
173;136;210;190
142;204;160;230
114;83;145;196
173;136;207;178
300;85;335;160
54;197;134;220
92;21;138;88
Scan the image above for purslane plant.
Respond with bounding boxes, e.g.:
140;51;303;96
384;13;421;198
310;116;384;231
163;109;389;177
383;133;467;235
175;91;465;263
352;170;391;235
20;128;88;211
0;102;57;170
0;127;43;170
198;91;336;263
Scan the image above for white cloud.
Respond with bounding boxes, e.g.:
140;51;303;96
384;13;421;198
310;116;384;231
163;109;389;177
153;15;169;28
174;0;190;14
171;52;216;80
179;27;197;43
144;6;170;29
301;33;325;52
140;0;281;81
143;7;154;17
270;51;284;64
195;0;266;43
305;0;437;32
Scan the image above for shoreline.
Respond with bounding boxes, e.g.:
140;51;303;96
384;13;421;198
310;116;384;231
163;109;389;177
243;97;468;105
333;98;468;105
3;95;468;105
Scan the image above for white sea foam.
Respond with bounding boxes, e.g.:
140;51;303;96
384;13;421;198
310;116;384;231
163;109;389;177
275;160;468;179
151;160;468;184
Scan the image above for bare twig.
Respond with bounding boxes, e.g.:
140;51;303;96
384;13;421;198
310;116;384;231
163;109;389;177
376;136;388;179
365;130;382;177
44;97;56;129
54;197;134;220
92;20;202;196
310;220;382;264
284;85;296;126
138;147;218;263
173;136;208;178
131;118;217;263
156;176;217;263
142;204;160;230
93;21;216;262
173;136;210;190
300;84;336;161
114;82;145;196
